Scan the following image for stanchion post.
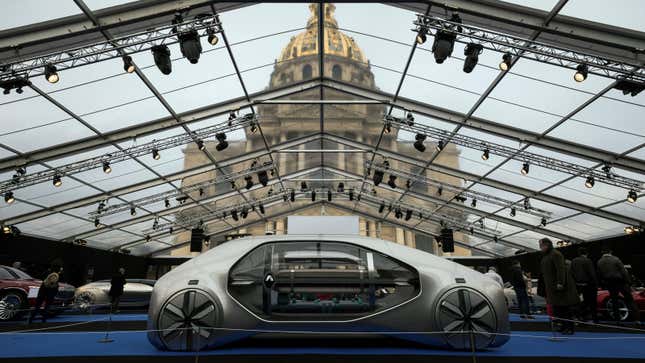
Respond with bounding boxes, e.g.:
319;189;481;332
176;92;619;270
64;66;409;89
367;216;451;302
548;316;563;342
98;305;114;343
469;330;477;363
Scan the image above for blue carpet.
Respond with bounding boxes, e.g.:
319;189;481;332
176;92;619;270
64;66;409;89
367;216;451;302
0;330;643;359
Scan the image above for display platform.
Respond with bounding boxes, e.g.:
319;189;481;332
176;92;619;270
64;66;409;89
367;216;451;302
0;329;644;363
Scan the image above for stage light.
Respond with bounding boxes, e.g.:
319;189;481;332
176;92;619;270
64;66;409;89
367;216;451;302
290;189;296;202
249;122;258;134
574;63;588;82
523;198;530;210
327;190;332;201
44;63;59;83
395;208;403;219
4;192;14;204
241;207;248;219
102;161;111;174
541;217;547;227
122;55;135;73
152;148;160;160
431;30;456;64
259;204;265;214
165;199;170;208
585;176;595;188
151;45;172;75
406;112;415;126
521;162;530;175
207;28;219;45
179;30;202;64
482;148;490;161
311;190;316;202
16;87;23;94
97;201;105;213
349;189;354;201
627;190;638;203
625;226;634;234
152;219;159;230
337;182;345;193
130;207;136;216
471;199;477;208
244;175;254;190
196;139;205;150
437;186;443;196
231;209;239;221
215;133;228;151
413;134;427;152
379;202;385;213
406;180;412;189
510;207;516;217
435;140;444;152
258;170;269;187
416;30;427;45
463;43;483;73
199;188;204;197
614;80;645;97
404;209;412;221
53;174;62;187
283;193;288;202
373;170;384;186
384;122;391;134
301;181;308;191
387;175;397;189
499;52;512;71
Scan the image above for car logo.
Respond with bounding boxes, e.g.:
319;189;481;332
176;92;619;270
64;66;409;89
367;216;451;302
264;273;275;288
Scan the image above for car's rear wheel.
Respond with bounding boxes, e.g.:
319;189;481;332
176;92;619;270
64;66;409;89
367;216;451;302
75;292;95;313
157;289;221;351
435;287;498;350
605;298;630;321
0;292;26;321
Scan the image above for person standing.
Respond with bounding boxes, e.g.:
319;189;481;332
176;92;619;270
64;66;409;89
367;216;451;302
510;260;533;319
539;238;579;335
484;267;504;288
597;247;640;323
571;247;598;322
28;267;61;323
109;267;126;313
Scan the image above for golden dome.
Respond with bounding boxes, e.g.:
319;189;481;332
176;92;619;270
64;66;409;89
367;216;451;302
278;4;367;64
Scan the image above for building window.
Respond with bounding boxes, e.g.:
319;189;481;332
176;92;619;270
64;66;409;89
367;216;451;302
332;64;342;80
302;64;312;80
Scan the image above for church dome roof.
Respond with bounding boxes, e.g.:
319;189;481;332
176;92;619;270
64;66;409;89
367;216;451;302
278;4;367;64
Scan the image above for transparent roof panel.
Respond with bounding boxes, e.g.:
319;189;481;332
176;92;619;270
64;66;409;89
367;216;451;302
560;0;645;32
0;1;81;31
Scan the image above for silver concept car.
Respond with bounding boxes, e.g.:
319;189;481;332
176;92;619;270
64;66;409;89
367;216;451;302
147;235;510;351
75;279;156;311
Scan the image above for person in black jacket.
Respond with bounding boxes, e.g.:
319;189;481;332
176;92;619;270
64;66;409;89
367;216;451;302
509;260;533;319
597;247;640;322
540;238;579;334
571;247;598;322
109;267;126;313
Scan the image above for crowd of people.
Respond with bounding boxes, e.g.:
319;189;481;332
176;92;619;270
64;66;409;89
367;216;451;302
483;238;642;336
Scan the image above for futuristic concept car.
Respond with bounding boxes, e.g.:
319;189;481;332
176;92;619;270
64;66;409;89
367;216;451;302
147;235;510;351
75;279;156;312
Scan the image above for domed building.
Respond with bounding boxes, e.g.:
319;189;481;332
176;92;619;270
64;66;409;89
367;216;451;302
172;4;469;257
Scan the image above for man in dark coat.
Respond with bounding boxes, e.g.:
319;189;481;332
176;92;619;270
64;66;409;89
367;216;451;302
597;247;640;322
109;267;126;313
509;260;533;319
571;247;598;322
539;238;579;334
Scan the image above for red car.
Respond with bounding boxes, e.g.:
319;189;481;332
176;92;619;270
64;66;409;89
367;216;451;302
0;265;75;321
596;288;645;321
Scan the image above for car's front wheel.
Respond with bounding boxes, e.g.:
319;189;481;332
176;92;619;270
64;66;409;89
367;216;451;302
0;292;26;321
605;298;630;321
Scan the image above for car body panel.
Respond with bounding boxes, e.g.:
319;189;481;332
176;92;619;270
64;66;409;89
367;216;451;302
146;235;510;351
596;288;645;321
75;279;155;310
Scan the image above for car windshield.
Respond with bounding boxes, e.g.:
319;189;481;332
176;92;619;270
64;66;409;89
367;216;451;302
3;266;34;280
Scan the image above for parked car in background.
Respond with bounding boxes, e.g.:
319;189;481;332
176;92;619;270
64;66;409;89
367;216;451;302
74;279;156;312
0;265;75;321
596;287;645;321
503;282;546;314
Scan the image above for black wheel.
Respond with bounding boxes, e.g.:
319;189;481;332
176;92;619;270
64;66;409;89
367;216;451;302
0;292;27;321
605;298;630;321
435;287;498;350
157;289;220;351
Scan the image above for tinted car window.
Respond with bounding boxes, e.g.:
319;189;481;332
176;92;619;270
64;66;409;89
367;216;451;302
0;268;15;280
5;267;33;280
228;241;419;321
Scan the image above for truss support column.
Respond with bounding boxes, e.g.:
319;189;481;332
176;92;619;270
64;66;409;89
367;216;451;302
405;230;416;249
359;218;367;236
367;221;377;238
276;219;286;235
395;227;406;245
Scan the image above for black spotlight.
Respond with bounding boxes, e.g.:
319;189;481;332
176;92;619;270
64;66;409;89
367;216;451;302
53;174;62;187
311;190;316;202
463;43;483;73
406;112;415;126
215;133;228;151
301;181;308;191
585;176;595;188
373;170;384;186
94;218;100;228
290;189;295;202
241;207;248;219
249;122;258;134
179;30;202;64
404;209;413;221
435;139;445;152
471;199;477;208
165;199;170;208
349;189;354;201
416;28;427;45
44;63;59;83
523;198;530;210
413;134;427;152
244;175;254;190
151;45;172;75
4;191;15;204
207;28;219;45
614;80;645;97
499;52;512;71
482;148;490;161
387;175;397;189
102;161;111;174
379;202;385;213
196;139;205;150
259;203;265;214
395;208;403;219
510;207;516;217
327;190;332;201
337;182;345;193
431;30;456;64
122;55;135;73
152;148;160;160
627;190;638;203
384;122;392;134
257;170;269;187
231;209;239;221
130;206;136;216
437;186;443;196
521;162;530;175
574;63;588;82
